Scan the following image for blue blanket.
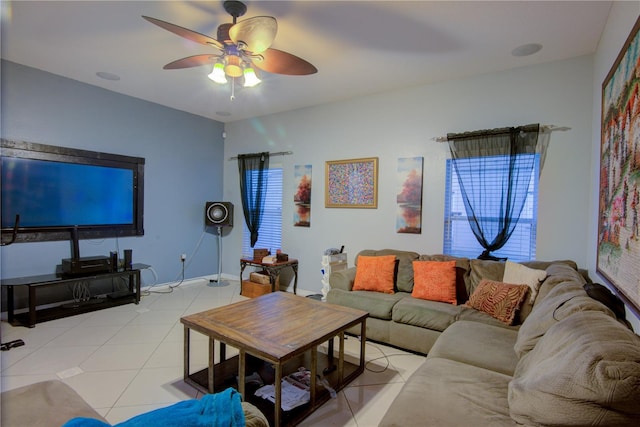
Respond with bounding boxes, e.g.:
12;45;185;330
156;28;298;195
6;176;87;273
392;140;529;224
62;388;245;427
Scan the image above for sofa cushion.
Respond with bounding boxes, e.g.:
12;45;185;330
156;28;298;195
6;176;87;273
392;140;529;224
411;260;457;304
379;357;516;427
521;259;578;272
0;380;106;427
353;255;397;294
328;266;357;291
428;321;519;376
465;279;529;325
392;296;462;331
356;249;420;292
516;261;584;325
467;259;505;295
326;288;404;320
533;261;585;302
457;305;521;329
509;310;640;426
514;280;615;358
502;260;546;303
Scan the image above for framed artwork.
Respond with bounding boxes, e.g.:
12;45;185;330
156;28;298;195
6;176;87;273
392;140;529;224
597;16;640;315
294;164;312;227
325;157;378;208
396;157;424;234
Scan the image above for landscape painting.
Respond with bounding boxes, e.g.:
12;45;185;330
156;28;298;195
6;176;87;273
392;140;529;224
396;157;424;234
294;164;312;227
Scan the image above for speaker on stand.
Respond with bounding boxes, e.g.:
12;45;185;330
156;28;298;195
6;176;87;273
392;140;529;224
205;202;233;287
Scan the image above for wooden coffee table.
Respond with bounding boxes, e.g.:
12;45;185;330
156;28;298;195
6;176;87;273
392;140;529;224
181;292;368;426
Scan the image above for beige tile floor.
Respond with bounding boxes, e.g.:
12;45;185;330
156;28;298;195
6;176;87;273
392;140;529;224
1;279;425;426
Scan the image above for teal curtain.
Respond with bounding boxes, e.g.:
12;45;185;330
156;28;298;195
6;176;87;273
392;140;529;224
238;152;269;247
447;124;545;260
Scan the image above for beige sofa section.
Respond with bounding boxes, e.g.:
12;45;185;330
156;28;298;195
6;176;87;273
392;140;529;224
0;380;269;427
327;249;579;354
327;249;640;427
379;285;640;426
326;249;640;426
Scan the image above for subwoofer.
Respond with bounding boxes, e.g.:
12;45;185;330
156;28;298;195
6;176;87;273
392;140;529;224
205;202;233;227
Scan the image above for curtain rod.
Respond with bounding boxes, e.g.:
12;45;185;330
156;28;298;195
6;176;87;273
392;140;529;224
431;125;571;142
228;151;293;161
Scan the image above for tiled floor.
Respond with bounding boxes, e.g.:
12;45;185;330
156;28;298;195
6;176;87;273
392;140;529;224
1;279;425;426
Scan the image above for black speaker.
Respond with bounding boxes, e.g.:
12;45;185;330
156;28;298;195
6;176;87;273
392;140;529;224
123;249;132;271
205;202;233;227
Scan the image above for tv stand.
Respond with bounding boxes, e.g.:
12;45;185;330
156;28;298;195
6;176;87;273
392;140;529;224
1;264;147;328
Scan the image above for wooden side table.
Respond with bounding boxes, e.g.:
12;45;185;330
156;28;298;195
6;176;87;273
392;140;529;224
240;258;299;294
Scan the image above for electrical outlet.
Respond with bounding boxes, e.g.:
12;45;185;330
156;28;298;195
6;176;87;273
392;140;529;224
180;253;187;262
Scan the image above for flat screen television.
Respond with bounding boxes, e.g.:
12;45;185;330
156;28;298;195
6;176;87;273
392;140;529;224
1;139;144;243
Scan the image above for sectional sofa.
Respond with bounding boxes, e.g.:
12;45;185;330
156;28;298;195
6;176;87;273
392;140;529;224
327;249;640;426
1;380;269;427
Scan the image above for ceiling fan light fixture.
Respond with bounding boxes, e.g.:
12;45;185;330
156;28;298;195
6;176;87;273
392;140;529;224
224;55;243;78
243;67;261;87
208;62;227;84
145;0;316;97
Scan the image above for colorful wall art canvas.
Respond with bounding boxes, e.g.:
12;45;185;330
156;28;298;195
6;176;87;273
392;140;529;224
325;158;378;208
294;164;312;227
396;157;424;234
598;16;640;315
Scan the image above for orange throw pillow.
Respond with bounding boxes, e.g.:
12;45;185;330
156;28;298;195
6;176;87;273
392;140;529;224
465;279;529;325
411;260;457;305
353;255;397;294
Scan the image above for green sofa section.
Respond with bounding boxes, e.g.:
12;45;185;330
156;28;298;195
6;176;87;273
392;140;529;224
327;249;578;354
327;249;640;426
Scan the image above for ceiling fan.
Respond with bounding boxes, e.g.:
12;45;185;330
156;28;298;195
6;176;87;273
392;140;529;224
143;0;317;93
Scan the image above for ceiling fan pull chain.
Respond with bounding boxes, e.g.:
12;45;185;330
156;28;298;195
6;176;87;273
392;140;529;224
231;77;236;101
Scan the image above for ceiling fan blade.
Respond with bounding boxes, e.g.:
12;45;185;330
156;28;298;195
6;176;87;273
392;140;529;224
163;54;219;70
253;48;317;75
229;16;277;54
142;16;223;50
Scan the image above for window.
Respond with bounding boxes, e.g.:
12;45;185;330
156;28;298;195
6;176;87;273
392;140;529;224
443;154;539;262
241;167;283;257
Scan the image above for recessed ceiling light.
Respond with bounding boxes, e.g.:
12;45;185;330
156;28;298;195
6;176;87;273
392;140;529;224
511;43;543;57
96;71;120;81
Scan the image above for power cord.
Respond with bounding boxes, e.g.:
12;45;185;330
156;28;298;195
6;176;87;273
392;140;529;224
139;228;208;295
67;281;91;302
355;339;424;374
145;258;185;294
169;258;186;290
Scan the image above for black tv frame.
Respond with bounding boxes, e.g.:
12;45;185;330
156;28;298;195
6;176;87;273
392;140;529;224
1;138;145;244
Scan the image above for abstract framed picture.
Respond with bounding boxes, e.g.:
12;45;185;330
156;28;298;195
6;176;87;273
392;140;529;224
597;16;640;315
396;157;424;234
325;157;378;208
294;164;312;227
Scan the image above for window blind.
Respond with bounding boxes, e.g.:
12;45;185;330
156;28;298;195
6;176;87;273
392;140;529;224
443;154;539;261
241;167;283;257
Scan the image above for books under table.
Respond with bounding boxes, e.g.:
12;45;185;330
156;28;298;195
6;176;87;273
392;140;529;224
254;368;337;411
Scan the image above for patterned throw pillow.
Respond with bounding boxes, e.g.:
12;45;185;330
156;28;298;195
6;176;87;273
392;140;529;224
465;279;529;325
353;255;397;294
411;260;457;304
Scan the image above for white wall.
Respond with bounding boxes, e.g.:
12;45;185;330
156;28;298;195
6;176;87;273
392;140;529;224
589;2;640;329
223;55;594;296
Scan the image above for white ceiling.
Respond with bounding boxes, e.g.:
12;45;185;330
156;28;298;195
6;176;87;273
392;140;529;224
1;1;613;123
